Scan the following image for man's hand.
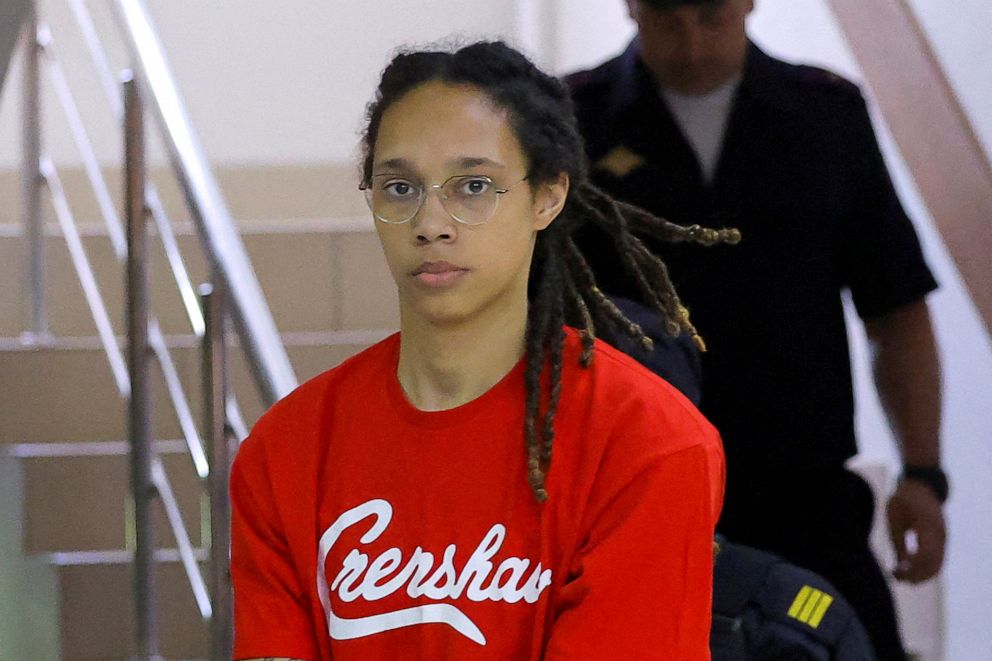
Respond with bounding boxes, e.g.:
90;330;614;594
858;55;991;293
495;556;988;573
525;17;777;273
886;478;946;583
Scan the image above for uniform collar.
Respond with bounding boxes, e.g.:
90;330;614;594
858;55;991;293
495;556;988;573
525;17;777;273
613;39;799;116
603;38;654;118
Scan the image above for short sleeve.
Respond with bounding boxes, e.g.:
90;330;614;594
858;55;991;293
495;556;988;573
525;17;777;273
230;434;318;660
544;433;725;660
838;93;937;320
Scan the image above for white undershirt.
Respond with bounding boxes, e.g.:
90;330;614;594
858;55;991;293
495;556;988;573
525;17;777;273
661;75;742;183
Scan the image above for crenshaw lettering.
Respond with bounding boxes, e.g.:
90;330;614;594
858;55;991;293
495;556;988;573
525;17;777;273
317;499;553;646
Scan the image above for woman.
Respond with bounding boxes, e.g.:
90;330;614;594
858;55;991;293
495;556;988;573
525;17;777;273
231;41;734;660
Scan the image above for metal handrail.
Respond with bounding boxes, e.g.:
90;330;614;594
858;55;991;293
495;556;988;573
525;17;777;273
126;75;213;651
38;24;126;257
21;8;47;341
202;281;234;657
25;29;211;650
148;317;209;478
67;0;205;338
111;0;298;407
152;457;212;618
66;0;120;117
124;73;157;657
19;2;291;654
41;157;130;396
36;22;209;477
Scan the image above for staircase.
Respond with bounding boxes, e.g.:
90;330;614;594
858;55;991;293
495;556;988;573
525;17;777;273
1;2;398;657
0;163;399;659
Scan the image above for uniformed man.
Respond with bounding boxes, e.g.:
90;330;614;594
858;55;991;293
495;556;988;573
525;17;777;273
566;2;948;659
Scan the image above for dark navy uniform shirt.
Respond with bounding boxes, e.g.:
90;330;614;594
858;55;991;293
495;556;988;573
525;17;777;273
567;41;937;507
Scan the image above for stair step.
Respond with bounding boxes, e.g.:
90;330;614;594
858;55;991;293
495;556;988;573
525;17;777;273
0;332;391;444
57;558;209;660
17;443;203;554
3;335;389;558
0;220;398;337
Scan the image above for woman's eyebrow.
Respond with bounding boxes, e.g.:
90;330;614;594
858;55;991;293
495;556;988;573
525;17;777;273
373;156;505;174
373;158;413;171
451;156;505;169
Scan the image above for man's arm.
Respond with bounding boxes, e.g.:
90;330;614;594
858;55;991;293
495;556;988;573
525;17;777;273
864;298;946;583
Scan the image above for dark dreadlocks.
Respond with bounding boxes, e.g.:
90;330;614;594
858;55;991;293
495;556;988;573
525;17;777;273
361;41;739;503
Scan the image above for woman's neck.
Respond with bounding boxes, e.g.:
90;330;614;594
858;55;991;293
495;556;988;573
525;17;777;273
396;298;528;411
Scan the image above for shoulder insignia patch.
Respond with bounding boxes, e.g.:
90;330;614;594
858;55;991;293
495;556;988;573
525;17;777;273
787;585;835;629
595;146;645;178
795;65;860;96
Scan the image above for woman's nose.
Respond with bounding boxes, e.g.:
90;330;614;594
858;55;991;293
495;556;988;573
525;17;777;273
412;187;456;243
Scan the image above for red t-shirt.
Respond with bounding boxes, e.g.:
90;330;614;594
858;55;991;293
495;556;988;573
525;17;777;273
231;328;725;660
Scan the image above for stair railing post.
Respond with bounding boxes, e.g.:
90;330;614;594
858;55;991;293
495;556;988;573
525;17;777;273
124;70;159;660
201;279;233;660
21;0;49;342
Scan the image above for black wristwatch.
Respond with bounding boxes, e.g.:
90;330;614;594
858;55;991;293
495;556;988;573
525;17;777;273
901;465;950;504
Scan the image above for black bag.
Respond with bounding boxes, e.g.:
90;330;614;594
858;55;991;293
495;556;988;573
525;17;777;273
606;296;703;406
711;539;877;661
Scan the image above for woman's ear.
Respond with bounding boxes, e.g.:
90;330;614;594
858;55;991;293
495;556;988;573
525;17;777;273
532;173;570;231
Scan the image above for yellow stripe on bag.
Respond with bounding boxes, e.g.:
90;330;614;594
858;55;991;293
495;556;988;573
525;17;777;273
808;593;835;628
788;585;813;619
798;589;823;623
787;585;836;629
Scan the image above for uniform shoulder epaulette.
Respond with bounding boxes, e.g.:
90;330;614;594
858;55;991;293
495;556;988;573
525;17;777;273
792;64;861;98
564;61;615;95
564;68;594;90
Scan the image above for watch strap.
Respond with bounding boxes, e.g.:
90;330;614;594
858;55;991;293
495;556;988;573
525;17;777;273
901;464;949;503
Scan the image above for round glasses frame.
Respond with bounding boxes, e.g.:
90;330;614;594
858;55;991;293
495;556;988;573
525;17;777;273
359;174;529;226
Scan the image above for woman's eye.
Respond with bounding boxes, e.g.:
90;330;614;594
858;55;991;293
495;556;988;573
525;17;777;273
384;181;417;197
458;178;491;196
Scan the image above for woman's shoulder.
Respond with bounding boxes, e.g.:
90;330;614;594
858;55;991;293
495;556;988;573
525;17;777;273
563;328;719;455
555;329;724;520
246;333;400;448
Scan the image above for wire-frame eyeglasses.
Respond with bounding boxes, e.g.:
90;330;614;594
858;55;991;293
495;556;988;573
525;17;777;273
359;174;529;226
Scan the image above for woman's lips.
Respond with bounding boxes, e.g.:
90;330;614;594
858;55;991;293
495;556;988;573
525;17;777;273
412;261;470;288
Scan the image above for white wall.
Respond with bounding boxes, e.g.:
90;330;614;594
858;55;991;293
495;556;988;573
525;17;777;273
529;0;635;73
905;0;992;159
0;0;521;168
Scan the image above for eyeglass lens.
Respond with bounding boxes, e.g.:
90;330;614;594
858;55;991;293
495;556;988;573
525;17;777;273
365;175;501;225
